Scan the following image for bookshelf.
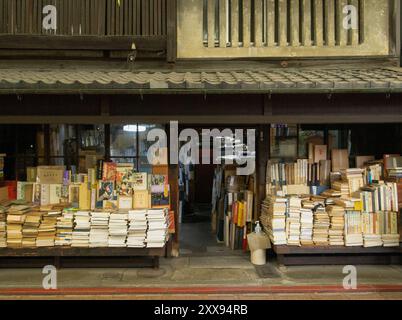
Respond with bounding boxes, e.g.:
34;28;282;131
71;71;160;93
0;246;166;269
272;244;402;266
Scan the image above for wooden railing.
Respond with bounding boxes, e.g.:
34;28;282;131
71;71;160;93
177;0;392;59
0;0;174;59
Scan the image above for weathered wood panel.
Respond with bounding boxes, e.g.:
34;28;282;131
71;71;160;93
0;0;168;36
178;0;391;58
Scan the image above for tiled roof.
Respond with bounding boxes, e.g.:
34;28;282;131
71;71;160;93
0;67;402;93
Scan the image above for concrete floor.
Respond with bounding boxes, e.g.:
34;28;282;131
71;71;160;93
0;221;402;299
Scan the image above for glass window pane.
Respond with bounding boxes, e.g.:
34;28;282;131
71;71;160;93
298;129;324;158
270;124;298;159
111;125;137;157
138;124;165;158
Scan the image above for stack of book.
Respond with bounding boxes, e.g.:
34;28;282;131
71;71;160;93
71;211;91;247
362;212;383;247
261;196;287;245
127;210;148;248
286;197;301;246
300;207;314;245
0;208;5;247
89;211;110;247
6;205;30;248
36;211;60;247
345;211;364;246
382;234;400;247
332;181;349;197
363;233;383;247
341;168;365;195
22;211;42;247
108;212;128;247
146;209;168;248
55;209;74;246
312;206;330;245
327;205;345;246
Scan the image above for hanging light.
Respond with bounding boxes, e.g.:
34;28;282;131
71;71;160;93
123;125;147;132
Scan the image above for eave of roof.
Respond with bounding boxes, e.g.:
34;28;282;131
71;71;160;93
0;61;401;95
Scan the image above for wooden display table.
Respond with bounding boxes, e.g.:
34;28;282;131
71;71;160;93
0;247;165;269
272;244;402;266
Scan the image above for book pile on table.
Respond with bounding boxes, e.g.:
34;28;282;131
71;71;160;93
108;212;128;247
22;211;42;247
345;211;363;246
36;211;60;247
312;205;330;246
55;209;75;246
261;196;287;245
6;205;30;248
127;210;148;248
145;209;168;248
89;211;110;247
382;234;400;247
300;206;314;246
327;205;345;246
286;197;301;246
0;207;7;247
71;211;91;247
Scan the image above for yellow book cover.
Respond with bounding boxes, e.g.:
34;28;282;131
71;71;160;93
354;200;363;212
79;178;91;210
133;190;150;209
237;202;244;227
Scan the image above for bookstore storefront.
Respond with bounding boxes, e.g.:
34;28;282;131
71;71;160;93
0;72;402;266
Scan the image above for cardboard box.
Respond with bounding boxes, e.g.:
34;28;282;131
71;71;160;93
0;186;8;201
314;145;327;163
331;149;349;172
37;166;65;184
356;156;375;168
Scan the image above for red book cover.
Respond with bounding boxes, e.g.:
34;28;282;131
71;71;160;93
102;162;117;181
5;180;16;200
232;201;238;224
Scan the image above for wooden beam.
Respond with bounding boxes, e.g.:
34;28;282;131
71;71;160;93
0;35;167;51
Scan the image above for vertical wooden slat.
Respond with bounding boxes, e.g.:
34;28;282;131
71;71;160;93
0;0;3;34
314;0;324;46
230;0;239;47
127;0;132;35
114;0;119;35
290;0;299;46
324;0;335;46
219;0;228;47
137;0;141;35
142;0;148;35
349;0;359;45
166;0;176;62
150;0;155;35
266;0;275;46
278;0;287;46
160;0;164;35
301;0;311;46
337;0;348;46
119;0;124;35
207;0;216;47
254;0;263;47
243;0;251;47
86;0;91;34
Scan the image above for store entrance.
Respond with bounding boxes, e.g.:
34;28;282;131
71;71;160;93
177;125;257;256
